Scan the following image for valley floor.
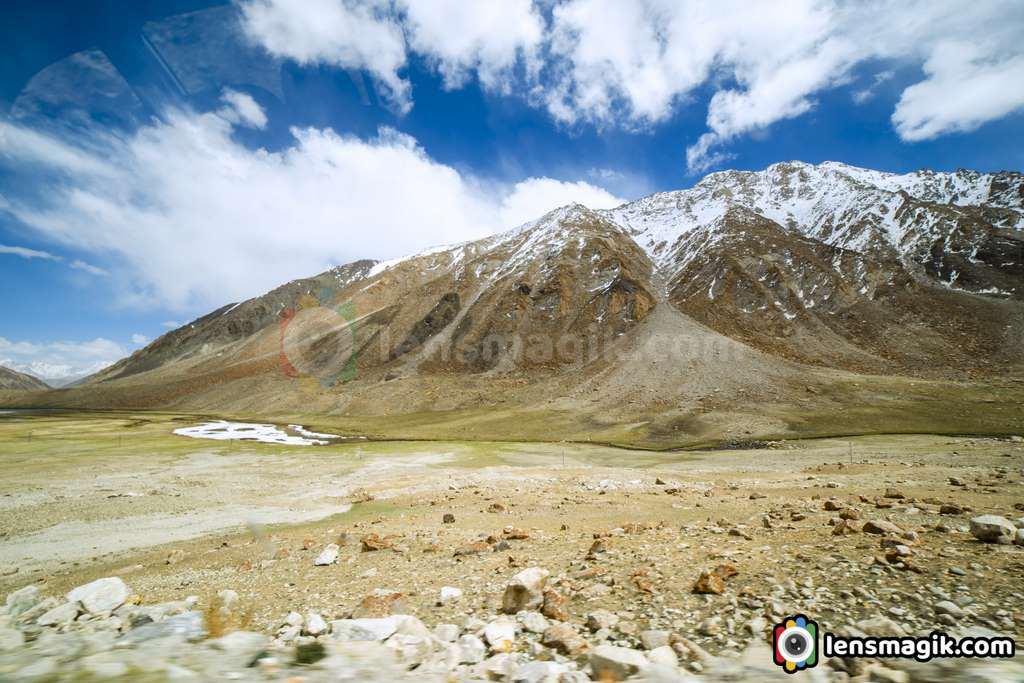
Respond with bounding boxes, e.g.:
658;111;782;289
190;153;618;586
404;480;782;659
0;412;1022;680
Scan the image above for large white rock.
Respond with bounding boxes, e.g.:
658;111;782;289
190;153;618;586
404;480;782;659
37;601;79;627
1017;528;1024;546
458;634;486;664
590;645;648;681
66;577;129;614
314;544;340;565
330;615;428;642
501;567;549;613
484;617;517;652
970;515;1016;544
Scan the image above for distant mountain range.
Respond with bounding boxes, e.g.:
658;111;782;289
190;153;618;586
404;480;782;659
0;366;50;391
8;162;1022;445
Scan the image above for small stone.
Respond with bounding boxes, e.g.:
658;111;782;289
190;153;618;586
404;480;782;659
648;645;678;667
165;549;185;565
970;515;1016;544
351;591;406;618
586;610;619;632
833;519;863;535
66;577;129;614
934;601;965;619
590;645;648;681
453;541;490;556
304;612;328;636
541;589;569;621
542;622;589;655
484;617;517;652
314;544;339;565
863;520;901;535
501;567;549;613
435;623;460;642
37;601;79;627
442;513;455;524
640;629;670;650
519;611;549;634
360;533;391;552
458;634;486;664
693;570;725;594
438;586;463;605
5;585;41;616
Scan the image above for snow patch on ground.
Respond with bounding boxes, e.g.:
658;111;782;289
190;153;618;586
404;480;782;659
173;421;330;445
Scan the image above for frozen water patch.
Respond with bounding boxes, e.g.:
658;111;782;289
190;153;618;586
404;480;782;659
288;424;340;439
174;420;329;445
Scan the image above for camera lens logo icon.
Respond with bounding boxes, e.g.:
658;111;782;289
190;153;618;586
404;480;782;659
279;288;357;393
773;615;818;674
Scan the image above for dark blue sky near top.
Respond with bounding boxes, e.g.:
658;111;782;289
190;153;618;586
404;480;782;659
0;0;1021;375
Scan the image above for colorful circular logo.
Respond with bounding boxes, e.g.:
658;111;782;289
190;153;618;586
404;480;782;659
279;288;357;392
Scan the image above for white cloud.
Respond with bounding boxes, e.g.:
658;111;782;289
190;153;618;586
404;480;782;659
0;244;61;261
235;0;1024;172
131;333;149;345
161;321;181;329
400;0;544;90
239;0;410;110
69;259;108;276
218;89;268;128
0;243;108;276
852;70;895;105
0;336;126;381
892;44;1024;141
0;101;623;312
498;176;623;228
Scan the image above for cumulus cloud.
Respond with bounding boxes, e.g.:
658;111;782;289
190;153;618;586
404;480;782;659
0;336;126;382
239;0;410;110
236;0;1024;172
497;176;623;228
401;0;544;90
0;99;623;312
131;333;149;345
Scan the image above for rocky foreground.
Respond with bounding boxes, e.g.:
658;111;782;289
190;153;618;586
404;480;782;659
3;508;1023;682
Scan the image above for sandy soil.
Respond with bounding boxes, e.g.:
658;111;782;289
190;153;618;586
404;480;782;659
2;411;1023;653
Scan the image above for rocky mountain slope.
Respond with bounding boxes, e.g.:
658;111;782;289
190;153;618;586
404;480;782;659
0;366;49;391
10;162;1023;444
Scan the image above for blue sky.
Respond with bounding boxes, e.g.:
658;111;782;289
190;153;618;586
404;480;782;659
1;0;1023;381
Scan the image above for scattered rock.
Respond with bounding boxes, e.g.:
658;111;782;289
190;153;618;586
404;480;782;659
483;617;517;652
66;577;129;614
541;622;588;655
438;586;463;606
314;543;339;565
590;644;647;681
360;533;392;552
540;589;569;621
693;570;725;594
969;515;1016;544
863;520;901;535
501;567;549;613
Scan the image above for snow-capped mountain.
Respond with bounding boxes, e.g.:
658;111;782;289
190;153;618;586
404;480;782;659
14;162;1023;432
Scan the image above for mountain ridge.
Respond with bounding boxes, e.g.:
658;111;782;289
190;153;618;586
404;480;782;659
7;161;1022;446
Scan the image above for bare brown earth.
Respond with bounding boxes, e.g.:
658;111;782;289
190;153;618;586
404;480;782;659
2;412;1022;664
